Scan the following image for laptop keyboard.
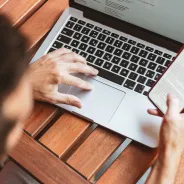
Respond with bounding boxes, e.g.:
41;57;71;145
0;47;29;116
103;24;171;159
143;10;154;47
48;16;175;95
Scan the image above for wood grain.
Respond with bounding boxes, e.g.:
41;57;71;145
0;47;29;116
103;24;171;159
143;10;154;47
1;0;46;27
0;0;8;8
9;132;89;184
96;142;157;184
67;127;125;180
24;101;58;137
39;113;90;157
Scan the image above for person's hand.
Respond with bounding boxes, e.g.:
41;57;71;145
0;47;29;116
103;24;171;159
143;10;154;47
148;94;184;154
29;48;98;108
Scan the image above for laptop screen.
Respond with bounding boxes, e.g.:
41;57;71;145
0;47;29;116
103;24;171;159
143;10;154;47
74;0;184;43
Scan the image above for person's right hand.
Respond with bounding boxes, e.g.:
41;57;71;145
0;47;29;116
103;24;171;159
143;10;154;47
148;94;184;154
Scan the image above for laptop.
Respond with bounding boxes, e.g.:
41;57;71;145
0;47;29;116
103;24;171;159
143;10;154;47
31;0;183;148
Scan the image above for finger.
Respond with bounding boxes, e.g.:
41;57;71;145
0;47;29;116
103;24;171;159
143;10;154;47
147;109;163;117
68;63;99;76
47;48;72;58
60;74;93;90
55;52;87;64
166;93;180;117
53;93;82;108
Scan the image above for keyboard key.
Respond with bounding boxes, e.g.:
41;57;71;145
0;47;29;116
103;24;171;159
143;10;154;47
111;33;119;38
103;53;112;61
137;75;147;84
112;65;121;73
62;28;74;37
86;23;94;28
156;65;166;73
147;53;157;61
129;63;138;71
146;70;155;78
70;40;80;48
106;37;115;44
57;35;71;44
130;47;140;54
122;52;131;60
78;20;86;25
87;46;96;54
163;53;172;59
112;56;121;64
139;50;148;58
53;41;63;49
105;45;115;53
70;17;78;22
79;52;88;58
139;59;148;67
72;48;80;54
120;60;129;68
155;73;161;81
165;60;172;67
137;67;146;75
134;84;145;94
145;46;154;52
114;40;123;48
88;64;125;85
156;56;165;65
64;45;71;49
143;91;149;96
130;55;140;63
95;49;104;57
120;36;128;42
95;26;102;32
81;27;90;35
73;24;83;31
87;55;96;63
154;50;163;55
129;72;138;80
128;40;136;45
73;32;82;40
89;30;98;38
103;62;112;70
146;79;155;87
98;33;107;41
48;47;56;53
137;43;145;49
65;21;75;29
97;42;106;50
120;69;129;77
103;30;111;35
114;48;123;56
95;58;104;66
122;43;131;51
148;62;157;70
79;43;88;51
124;79;136;90
81;35;90;43
89;39;98;46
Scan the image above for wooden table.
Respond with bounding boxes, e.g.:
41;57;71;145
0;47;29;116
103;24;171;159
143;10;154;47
1;0;184;183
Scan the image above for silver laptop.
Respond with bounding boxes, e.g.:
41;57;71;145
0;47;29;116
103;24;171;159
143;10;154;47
31;0;183;147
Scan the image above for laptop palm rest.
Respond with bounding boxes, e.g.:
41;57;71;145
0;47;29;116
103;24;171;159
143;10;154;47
63;76;125;125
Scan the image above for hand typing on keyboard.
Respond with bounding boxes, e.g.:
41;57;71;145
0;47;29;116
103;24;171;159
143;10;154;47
29;48;98;108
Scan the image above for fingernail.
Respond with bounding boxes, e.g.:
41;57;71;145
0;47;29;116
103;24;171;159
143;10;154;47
94;69;99;74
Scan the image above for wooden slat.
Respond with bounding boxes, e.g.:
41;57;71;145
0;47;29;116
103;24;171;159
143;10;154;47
9;132;89;184
19;0;68;50
96;142;157;184
24;101;58;137
39;113;90;157
67;127;125;180
1;0;46;27
0;0;8;8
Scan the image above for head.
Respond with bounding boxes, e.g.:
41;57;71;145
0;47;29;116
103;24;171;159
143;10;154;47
0;15;33;160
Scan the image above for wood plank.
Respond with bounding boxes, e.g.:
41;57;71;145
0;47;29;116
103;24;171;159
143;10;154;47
67;127;125;180
24;101;58;137
9;132;89;184
19;0;68;50
1;0;46;27
39;113;90;157
0;0;8;8
96;142;157;184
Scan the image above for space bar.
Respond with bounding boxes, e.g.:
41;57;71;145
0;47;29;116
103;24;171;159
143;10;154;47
88;64;125;85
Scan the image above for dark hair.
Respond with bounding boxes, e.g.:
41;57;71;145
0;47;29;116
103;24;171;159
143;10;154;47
0;15;28;156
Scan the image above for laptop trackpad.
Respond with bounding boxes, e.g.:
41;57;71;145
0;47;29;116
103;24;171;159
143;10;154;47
66;77;125;125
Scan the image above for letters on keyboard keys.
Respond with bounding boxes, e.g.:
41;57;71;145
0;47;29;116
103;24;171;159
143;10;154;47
147;53;157;61
114;49;123;56
106;45;115;53
95;58;104;66
122;52;131;60
103;62;112;70
111;65;121;73
134;84;145;94
137;76;147;84
73;24;83;31
87;47;96;54
145;70;155;78
103;53;113;61
89;39;98;46
112;56;121;64
156;57;165;65
156;65;166;73
81;28;90;35
73;32;82;40
137;67;146;75
97;42;106;50
95;50;104;57
120;60;129;68
114;40;123;48
66;21;75;29
53;41;63;49
122;43;131;51
139;59;148;67
124;79;136;90
89;30;99;38
72;48;80;54
71;40;80;48
57;35;71;44
81;36;90;43
61;28;74;37
128;63;138;71
87;55;96;63
130;55;140;63
128;72;138;80
148;62;157;70
106;37;115;44
97;33;106;41
146;79;155;87
139;50;148;58
120;69;129;77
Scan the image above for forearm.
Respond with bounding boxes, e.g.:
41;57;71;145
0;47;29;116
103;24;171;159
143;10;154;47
146;149;182;184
